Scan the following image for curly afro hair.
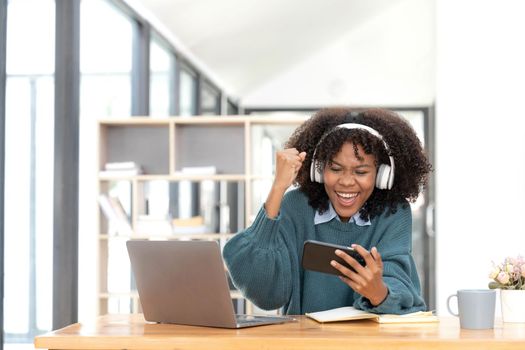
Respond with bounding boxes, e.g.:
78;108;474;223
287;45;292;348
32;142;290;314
285;107;432;220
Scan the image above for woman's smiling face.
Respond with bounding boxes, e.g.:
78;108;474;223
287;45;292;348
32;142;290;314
323;142;377;222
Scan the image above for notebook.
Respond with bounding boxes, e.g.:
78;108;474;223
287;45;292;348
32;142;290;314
306;306;438;324
126;240;296;328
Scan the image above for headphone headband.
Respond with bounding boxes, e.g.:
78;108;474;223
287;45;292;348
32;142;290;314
337;123;382;140
335;123;391;153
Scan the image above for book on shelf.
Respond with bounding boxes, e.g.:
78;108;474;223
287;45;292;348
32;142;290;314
172;216;208;234
100;161;143;177
98;194;133;235
179;166;217;175
99;168;143;177
135;214;173;236
305;306;438;324
105;161;139;171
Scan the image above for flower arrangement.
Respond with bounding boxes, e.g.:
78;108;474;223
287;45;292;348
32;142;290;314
488;255;525;290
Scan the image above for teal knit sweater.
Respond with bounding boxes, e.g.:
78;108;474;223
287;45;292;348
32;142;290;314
223;189;426;315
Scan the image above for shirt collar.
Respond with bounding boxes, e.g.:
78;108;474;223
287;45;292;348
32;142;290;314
314;202;371;226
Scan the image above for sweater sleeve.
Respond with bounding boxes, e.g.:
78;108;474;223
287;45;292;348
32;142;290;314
222;195;299;311
353;204;427;314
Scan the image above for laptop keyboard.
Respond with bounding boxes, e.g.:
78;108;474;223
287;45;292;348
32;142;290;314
235;314;292;325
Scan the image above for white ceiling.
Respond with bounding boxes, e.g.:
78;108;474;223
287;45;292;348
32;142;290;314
129;0;402;99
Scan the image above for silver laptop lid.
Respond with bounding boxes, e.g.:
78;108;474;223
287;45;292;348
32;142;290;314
127;240;238;328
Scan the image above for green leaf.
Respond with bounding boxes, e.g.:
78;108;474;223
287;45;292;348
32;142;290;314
488;281;501;289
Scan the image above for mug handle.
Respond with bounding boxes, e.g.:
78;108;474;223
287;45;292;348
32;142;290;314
446;294;459;317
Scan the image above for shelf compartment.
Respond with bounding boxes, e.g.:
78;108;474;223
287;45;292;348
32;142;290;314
101;124;170;175
174;124;245;174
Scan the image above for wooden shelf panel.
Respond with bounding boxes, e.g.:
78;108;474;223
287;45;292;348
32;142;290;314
171;116;246;125
99;118;171;125
99;174;248;181
248;115;309;124
99;290;244;299
99;115;308;125
99;233;236;240
100;292;139;299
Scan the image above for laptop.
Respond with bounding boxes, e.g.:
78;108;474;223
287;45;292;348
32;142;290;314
126;240;296;328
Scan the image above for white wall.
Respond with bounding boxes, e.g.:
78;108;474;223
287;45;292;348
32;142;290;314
243;0;435;107
435;0;525;314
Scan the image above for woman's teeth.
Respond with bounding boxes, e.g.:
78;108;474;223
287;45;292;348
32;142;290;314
336;192;357;199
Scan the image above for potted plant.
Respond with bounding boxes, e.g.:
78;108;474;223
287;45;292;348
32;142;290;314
488;255;525;323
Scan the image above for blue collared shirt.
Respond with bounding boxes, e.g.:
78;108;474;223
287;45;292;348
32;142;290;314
314;202;371;226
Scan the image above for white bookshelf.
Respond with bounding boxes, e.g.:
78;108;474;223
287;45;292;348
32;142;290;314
97;115;306;315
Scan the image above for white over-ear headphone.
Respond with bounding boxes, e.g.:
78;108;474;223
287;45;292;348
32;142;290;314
309;123;395;190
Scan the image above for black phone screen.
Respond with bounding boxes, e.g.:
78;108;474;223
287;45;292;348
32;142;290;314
301;240;366;276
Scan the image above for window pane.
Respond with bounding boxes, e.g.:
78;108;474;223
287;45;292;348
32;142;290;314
6;0;55;75
34;77;55;331
80;0;132;74
80;0;133;117
4;76;55;337
400;110;425;145
81;75;132;117
4;0;55;345
79;0;134;323
201;83;220;115
150;38;173;117
179;69;196;116
249;118;307;217
4;78;32;335
397;110;427;302
227;100;239;115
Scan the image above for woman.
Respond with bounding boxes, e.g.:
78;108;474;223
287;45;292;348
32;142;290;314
223;108;432;315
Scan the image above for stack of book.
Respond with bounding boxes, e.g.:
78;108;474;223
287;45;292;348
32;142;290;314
99;161;143;177
135;214;173;236
172;216;207;234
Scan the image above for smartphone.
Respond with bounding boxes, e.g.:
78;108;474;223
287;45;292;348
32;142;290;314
301;240;366;276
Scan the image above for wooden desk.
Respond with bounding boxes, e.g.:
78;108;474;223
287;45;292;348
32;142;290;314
34;314;525;350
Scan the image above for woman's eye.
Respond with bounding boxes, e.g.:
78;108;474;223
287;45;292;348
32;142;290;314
355;170;369;176
329;167;342;172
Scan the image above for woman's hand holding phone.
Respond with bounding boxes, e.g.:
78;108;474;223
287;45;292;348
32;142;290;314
331;244;389;306
302;240;365;276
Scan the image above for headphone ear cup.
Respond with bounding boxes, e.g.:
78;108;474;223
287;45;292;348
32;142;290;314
310;160;316;182
310;159;324;183
375;165;384;189
317;164;324;183
376;164;392;190
386;164;394;189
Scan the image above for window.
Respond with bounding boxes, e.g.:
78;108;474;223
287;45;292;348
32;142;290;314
4;0;55;346
179;67;197;116
79;0;133;320
80;0;133;117
200;81;220;115
3;2;232;345
227;99;239;115
149;35;174;117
